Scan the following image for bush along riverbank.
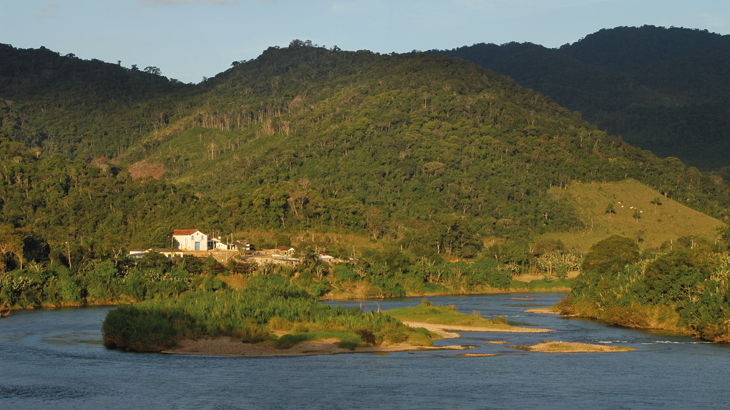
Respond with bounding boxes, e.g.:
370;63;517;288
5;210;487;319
0;252;229;310
556;235;730;342
102;275;439;353
1;249;576;315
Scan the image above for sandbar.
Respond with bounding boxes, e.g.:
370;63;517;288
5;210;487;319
162;337;469;357
525;307;561;314
516;341;634;353
401;321;553;339
162;322;553;357
161;320;554;357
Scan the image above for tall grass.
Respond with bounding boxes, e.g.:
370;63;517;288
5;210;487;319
102;274;420;352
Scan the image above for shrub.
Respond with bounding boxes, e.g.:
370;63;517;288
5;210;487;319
355;328;376;345
582;235;639;274
336;340;359;350
493;316;508;325
274;334;309;349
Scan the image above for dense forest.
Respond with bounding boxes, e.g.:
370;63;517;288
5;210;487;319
1;39;730;271
430;26;730;172
4;35;730;343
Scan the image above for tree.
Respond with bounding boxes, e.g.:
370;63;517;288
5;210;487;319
0;225;24;271
581;235;639;274
143;66;162;76
605;202;616;216
633;209;642;222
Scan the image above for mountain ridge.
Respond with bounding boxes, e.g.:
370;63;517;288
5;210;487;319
430;25;730;171
0;38;728;264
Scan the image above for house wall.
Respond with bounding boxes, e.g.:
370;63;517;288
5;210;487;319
173;231;209;251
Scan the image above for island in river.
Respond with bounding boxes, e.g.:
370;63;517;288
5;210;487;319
155;299;569;357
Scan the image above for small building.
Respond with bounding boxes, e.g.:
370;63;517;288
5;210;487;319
211;238;237;251
235;240;254;251
274;246;296;256
172;229;210;251
128;248;183;260
128;249;148;260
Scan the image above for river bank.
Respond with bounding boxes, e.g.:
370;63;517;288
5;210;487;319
3;294;726;409
161;335;469;357
161;319;554;357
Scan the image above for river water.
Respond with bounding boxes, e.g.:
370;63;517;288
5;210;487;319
1;293;728;409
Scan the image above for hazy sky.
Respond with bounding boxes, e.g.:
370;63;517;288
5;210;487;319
2;0;729;83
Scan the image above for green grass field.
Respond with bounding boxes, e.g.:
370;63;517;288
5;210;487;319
541;179;725;252
385;300;511;329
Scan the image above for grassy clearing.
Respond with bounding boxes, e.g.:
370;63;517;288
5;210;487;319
522;278;574;292
543;179;724;252
385;299;510;329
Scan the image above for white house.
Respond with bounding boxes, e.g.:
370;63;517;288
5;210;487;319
235;240;254;251
172;229;210;251
211;238;237;251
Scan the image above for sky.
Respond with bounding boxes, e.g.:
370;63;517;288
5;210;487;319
1;0;729;84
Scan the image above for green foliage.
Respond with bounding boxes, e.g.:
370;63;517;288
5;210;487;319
0;254;231;308
581;235;639;274
433;26;730;171
3;41;730;263
101;304;189;352
386;303;510;328
102;275;419;352
563;248;730;342
643;250;713;303
605;203;616;215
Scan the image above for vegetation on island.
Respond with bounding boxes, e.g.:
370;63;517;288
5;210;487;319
386;298;511;328
102;275;437;352
556;234;730;342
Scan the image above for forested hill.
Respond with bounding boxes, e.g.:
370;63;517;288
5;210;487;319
430;26;730;172
0;43;193;158
1;41;729;264
122;43;729;249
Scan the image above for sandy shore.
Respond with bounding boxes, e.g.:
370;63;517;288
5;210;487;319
162;320;553;357
525;307;562;314
162;336;470;357
517;341;634;353
401;321;553;339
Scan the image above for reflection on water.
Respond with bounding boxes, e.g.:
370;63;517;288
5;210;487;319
1;294;729;409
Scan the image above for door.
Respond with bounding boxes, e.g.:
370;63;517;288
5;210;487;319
195;242;200;251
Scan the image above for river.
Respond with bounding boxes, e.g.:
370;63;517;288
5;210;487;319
1;293;728;409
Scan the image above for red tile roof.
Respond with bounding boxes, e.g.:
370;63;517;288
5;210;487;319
172;229;200;235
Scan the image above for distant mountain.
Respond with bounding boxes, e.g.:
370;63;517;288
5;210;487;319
1;41;728;262
0;43;194;158
430;26;730;172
